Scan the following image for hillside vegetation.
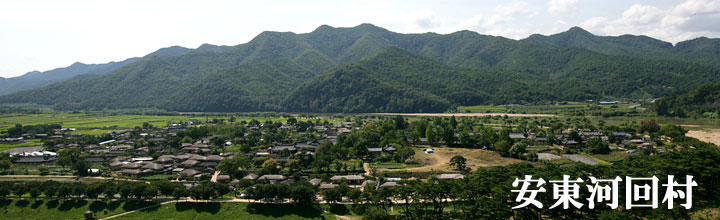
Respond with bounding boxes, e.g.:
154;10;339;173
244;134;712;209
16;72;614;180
655;81;720;118
1;24;719;113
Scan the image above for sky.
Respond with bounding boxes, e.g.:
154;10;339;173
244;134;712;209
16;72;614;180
1;0;719;78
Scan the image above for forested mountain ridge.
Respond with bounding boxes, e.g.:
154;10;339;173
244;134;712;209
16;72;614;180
0;44;230;96
523;26;720;68
1;24;719;113
0;58;139;95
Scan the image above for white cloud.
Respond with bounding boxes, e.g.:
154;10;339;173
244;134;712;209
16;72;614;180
458;0;539;38
412;10;441;30
580;0;720;43
622;4;663;25
548;0;580;14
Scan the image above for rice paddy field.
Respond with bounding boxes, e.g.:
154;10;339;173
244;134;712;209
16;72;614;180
458;102;638;115
0;139;42;151
0;113;340;135
0;113;340;152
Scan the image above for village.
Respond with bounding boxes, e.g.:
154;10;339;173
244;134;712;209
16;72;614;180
2;114;671;193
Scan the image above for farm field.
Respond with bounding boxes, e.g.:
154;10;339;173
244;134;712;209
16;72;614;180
599;116;720;129
114;202;335;220
0;113;210;132
0;139;42;151
373;113;555;117
457;102;637;114
0;199;157;220
0;113;338;132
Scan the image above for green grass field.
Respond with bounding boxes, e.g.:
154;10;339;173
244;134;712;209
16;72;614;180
115;202;335;220
0;113;343;132
371;162;423;169
0;113;226;132
0;199;157;220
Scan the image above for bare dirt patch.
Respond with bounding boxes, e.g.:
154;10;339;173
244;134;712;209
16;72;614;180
393;147;526;172
372;113;555;117
686;129;720;145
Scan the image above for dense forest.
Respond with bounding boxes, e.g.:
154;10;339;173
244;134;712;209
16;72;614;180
1;24;719;113
655;81;720;118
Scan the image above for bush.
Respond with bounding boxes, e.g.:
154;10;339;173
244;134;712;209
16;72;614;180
363;209;393;220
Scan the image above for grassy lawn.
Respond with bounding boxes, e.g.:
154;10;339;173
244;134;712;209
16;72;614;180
371;162;423;169
0;199;157;220
397;146;527;172
115;202;335;220
140;174;177;181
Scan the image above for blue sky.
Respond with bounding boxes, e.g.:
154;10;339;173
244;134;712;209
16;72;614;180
1;0;719;78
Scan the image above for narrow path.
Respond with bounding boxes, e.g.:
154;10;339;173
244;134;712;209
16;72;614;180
363;162;371;177
100;200;174;220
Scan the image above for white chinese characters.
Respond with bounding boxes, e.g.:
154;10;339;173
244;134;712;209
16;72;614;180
511;175;697;210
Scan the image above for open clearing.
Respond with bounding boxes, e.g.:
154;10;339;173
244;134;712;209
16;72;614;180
396;147;526;172
686;129;720;145
372;113;555;117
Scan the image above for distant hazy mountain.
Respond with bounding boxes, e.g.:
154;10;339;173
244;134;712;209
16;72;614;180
523;26;720;68
0;44;230;95
1;24;719;113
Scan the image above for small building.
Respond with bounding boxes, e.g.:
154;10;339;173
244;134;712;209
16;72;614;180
367;147;383;154
309;178;322;186
257;175;286;184
99;140;116;145
216;175;231;183
379;181;400;188
118;169;146;177
319;183;338;190
243;173;259;181
330;175;365;184
437;173;465;180
271;144;297;153
181;159;200;168
12;156;57;165
179;169;201;178
509;133;526;139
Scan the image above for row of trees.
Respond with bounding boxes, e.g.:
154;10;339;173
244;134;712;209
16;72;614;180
0;180;230;202
244;181;320;206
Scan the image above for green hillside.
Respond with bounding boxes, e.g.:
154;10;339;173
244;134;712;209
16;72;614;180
655;81;720;117
1;24;719;113
523;26;720;68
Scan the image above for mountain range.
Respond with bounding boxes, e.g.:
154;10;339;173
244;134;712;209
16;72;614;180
0;44;231;96
1;24;719;113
